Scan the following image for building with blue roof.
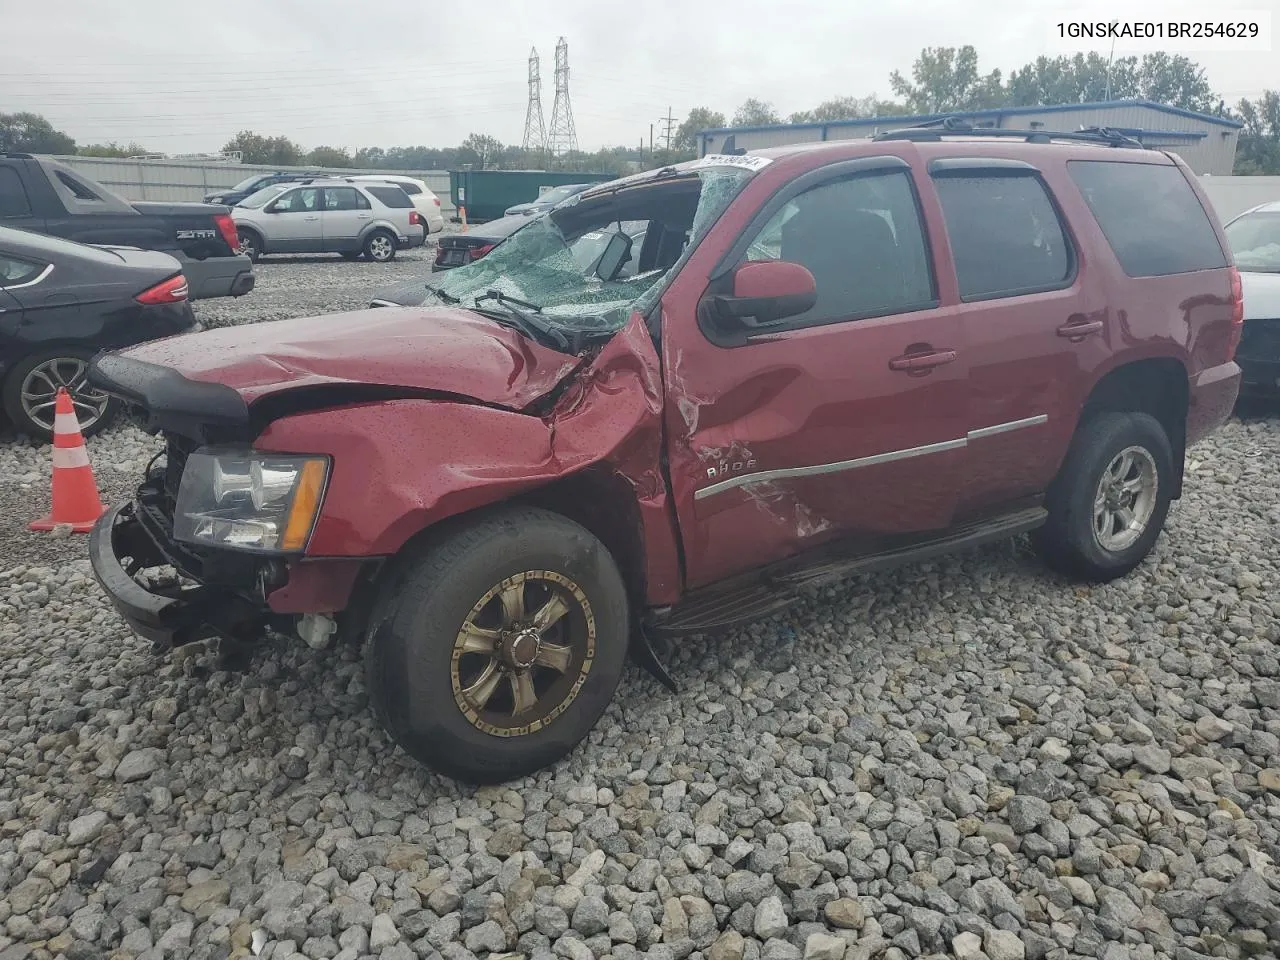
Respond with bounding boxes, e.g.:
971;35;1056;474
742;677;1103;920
697;99;1243;175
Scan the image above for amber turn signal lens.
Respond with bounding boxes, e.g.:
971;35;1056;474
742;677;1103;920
280;459;328;551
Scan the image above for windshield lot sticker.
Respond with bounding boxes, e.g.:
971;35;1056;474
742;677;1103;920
692;154;774;171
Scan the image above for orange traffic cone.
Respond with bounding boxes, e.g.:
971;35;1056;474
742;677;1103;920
29;388;106;533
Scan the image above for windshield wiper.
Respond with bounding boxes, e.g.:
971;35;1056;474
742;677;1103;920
471;289;570;351
422;283;459;304
475;289;543;313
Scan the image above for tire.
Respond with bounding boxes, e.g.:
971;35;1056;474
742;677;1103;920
2;348;120;441
364;506;630;783
237;229;262;263
363;230;397;263
1031;411;1173;582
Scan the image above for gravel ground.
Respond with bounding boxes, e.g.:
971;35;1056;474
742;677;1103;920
2;259;1280;960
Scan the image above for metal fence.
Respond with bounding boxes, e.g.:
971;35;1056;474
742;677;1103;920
51;155;456;214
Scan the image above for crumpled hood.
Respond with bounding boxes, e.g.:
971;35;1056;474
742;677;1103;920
118;305;584;409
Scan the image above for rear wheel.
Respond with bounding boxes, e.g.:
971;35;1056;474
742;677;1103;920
2;348;119;441
364;507;629;783
1032;412;1173;582
364;230;397;263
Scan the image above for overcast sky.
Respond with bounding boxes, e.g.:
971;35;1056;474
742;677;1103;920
4;0;1277;155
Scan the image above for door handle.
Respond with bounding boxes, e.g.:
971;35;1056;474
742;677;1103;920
357;214;371;219
889;349;957;372
304;216;319;221
1056;318;1103;340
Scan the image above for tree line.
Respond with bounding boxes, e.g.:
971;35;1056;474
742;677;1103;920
3;46;1278;174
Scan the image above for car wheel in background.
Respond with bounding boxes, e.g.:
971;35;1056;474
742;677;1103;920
364;230;397;263
236;229;262;263
3;348;120;441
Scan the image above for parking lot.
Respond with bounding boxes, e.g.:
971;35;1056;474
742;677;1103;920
2;251;1279;960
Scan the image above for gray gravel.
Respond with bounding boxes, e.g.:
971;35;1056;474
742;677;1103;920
2;259;1280;960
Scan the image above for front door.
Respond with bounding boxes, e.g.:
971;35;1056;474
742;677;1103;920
320;186;373;253
661;160;970;590
266;187;323;253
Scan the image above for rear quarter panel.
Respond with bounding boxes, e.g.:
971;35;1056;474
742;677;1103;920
1043;151;1236;429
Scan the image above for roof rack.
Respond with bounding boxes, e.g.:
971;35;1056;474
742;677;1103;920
872;118;1145;149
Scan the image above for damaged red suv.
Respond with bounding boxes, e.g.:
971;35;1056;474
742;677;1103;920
87;125;1242;783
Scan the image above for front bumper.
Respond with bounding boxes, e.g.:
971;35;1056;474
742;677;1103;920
88;500;267;648
89;493;373;650
175;252;256;300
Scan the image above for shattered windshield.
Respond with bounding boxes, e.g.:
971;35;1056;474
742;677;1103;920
427;164;758;343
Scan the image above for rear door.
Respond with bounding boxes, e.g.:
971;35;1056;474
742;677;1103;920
265;187;323;253
320;186;373;252
662;158;970;590
928;159;1104;519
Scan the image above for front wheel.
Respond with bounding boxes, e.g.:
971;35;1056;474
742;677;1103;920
364;507;630;783
364;230;397;263
237;229;261;263
1031;412;1174;582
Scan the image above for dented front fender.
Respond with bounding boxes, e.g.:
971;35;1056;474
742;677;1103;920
252;314;684;604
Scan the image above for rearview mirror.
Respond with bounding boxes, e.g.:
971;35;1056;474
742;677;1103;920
594;231;633;281
713;260;816;327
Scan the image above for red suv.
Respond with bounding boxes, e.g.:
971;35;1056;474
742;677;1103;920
86;126;1242;783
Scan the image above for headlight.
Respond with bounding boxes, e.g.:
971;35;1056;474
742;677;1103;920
173;448;329;553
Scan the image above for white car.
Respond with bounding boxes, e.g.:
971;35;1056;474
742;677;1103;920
349;175;446;234
232;178;425;263
1222;200;1280;396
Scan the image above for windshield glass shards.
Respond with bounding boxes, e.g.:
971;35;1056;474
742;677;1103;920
425;164;758;344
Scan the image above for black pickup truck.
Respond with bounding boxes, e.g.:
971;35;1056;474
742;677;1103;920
1;154;254;300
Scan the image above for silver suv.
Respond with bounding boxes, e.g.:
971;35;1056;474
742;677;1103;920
231;178;426;263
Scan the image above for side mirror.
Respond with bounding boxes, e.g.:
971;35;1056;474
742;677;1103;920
594;231;633;281
713;260;816;327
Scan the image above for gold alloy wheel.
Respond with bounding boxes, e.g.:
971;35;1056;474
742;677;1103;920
451;570;596;737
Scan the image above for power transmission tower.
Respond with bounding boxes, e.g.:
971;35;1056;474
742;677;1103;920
521;47;547;160
660;107;676;151
547;37;578;159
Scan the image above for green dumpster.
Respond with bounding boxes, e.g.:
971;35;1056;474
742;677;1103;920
449;170;613;223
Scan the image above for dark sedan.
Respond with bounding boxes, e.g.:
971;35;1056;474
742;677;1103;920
428;215;534;275
503;182;596;217
1;226;199;439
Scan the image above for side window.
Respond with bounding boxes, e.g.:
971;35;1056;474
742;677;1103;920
399;182;423;195
0;254;46;287
739;170;937;326
323;187;368;211
933;173;1073;301
56;171;102;202
1067;160;1228;277
275;188;319;213
0;168;33;218
365;186;413;209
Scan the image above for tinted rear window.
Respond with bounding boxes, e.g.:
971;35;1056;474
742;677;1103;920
1067;161;1227;277
366;186;412;208
398;182;422;195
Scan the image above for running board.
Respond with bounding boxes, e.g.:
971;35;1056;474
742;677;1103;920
647;506;1047;638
